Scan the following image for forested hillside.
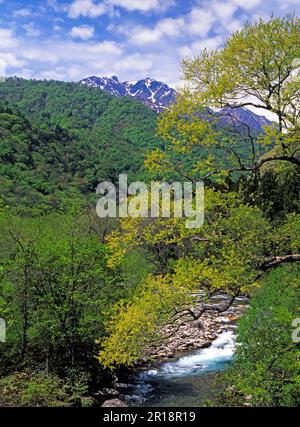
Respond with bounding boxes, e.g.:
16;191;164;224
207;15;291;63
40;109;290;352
0;79;165;208
0;14;299;409
0;78;271;210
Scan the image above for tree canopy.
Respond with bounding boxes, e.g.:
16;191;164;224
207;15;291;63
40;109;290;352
99;15;300;371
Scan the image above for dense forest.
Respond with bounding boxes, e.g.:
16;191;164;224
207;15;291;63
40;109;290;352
0;15;299;407
0;79;166;210
0;78;271;210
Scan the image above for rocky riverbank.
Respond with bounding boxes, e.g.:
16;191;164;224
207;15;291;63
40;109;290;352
145;298;247;360
98;297;248;407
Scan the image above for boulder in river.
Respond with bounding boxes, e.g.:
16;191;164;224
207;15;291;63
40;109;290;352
114;382;129;389
100;387;119;396
101;398;128;407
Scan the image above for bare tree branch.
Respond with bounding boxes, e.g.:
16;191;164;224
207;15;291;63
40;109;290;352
261;254;300;270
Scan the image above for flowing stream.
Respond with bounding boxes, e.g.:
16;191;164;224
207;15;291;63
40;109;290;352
123;297;247;407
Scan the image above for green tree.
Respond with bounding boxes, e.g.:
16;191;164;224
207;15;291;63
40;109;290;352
219;265;300;407
147;15;300;184
0;209;126;373
99;15;300;369
99;190;300;367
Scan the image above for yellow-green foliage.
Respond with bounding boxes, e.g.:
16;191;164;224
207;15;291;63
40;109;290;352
99;205;300;368
99;190;275;367
98;259;203;368
146;15;300;184
182;15;300;130
98;15;300;369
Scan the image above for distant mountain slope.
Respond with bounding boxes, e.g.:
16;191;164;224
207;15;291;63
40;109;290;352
80;75;273;133
0;78;269;209
215;106;273;133
0;78;165;207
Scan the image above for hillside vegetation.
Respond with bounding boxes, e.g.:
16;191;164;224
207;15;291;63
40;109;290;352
0;79;164;208
0;78;269;210
0;15;299;408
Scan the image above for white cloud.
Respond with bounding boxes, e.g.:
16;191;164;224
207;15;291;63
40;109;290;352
4;0;300;93
3;30;182;85
115;53;153;72
0;52;25;68
231;0;262;10
117;0;242;47
22;23;41;37
156;17;185;37
120;17;184;46
20;39;122;65
67;0;173;17
107;0;173;12
130;27;161;44
225;18;244;33
14;8;31;17
47;0;69;13
185;0;243;37
6;37;123;82
209;0;238;20
186;8;215;37
68;0;107;18
179;36;223;57
37;68;69;81
21;48;59;64
0;29;19;49
70;25;95;40
53;24;63;32
86;40;122;54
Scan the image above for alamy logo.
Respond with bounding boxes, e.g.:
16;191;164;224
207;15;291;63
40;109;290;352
0;318;6;343
96;174;204;228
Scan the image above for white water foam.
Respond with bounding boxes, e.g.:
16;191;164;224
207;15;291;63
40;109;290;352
146;330;236;378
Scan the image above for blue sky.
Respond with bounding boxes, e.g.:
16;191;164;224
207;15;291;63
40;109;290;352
0;0;300;87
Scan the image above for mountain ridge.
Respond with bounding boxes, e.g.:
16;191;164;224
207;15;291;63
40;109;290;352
80;75;273;133
80;75;177;113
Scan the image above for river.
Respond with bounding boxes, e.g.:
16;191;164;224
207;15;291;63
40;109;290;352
122;297;247;407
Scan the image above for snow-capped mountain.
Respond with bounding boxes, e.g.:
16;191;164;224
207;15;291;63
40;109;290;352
80;75;177;113
80;75;273;132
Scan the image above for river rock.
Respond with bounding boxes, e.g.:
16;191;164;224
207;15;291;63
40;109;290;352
191;321;201;329
228;315;239;321
101;399;128;407
101;388;119;396
114;382;129;389
206;334;216;340
146;300;248;361
193;342;204;348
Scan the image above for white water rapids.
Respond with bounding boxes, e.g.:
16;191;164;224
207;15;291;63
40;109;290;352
124;329;238;406
147;330;236;378
123;296;249;406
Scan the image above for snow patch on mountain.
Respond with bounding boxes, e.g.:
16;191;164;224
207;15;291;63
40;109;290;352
80;75;177;113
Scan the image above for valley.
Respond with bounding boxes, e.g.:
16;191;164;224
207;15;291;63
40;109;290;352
0;12;299;409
